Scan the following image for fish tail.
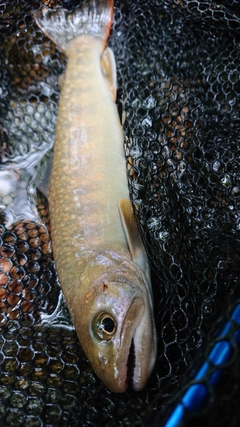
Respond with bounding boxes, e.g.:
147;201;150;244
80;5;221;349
34;0;113;53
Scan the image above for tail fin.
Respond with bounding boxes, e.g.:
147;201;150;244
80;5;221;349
34;0;113;53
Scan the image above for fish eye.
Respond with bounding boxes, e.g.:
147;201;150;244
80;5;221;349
92;312;117;341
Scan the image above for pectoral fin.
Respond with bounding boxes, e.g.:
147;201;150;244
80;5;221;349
101;47;117;102
37;152;53;198
58;73;65;88
119;198;150;280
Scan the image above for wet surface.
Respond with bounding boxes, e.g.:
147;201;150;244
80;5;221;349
0;0;240;426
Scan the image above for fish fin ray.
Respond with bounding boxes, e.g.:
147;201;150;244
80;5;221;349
34;0;113;53
37;152;53;198
101;47;117;101
58;73;65;88
119;198;150;279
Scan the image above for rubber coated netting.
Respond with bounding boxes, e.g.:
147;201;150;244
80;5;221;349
0;0;240;426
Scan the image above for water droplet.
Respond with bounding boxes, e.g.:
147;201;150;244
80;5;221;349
221;174;232;187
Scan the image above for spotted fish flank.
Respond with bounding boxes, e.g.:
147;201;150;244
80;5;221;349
35;0;157;393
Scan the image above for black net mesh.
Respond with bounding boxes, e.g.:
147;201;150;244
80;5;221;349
0;0;240;426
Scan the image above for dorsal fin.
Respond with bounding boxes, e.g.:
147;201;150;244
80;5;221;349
119;198;150;281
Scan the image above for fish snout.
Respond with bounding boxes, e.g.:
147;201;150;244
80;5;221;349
95;296;156;393
120;296;157;391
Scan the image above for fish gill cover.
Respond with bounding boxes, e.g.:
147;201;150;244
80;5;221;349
0;0;240;426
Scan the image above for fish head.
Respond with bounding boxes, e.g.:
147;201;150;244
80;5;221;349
70;253;157;393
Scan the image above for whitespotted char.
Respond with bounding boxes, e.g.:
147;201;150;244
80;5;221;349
35;0;157;393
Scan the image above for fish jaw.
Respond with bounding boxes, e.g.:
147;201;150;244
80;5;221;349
128;306;157;391
111;296;157;393
88;295;156;393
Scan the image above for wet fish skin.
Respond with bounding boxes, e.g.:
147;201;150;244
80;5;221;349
35;0;157;393
49;35;128;288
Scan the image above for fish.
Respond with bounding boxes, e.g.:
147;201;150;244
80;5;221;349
34;0;157;393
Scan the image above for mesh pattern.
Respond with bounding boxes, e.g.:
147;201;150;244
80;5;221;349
0;0;240;426
0;217;59;326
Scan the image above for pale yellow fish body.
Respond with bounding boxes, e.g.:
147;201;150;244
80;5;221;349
49;35;129;292
35;1;157;393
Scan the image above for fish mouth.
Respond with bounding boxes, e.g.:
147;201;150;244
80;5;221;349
121;296;156;392
126;338;136;389
119;297;141;391
122;297;145;391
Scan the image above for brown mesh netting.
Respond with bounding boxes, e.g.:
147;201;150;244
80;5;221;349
0;1;240;426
